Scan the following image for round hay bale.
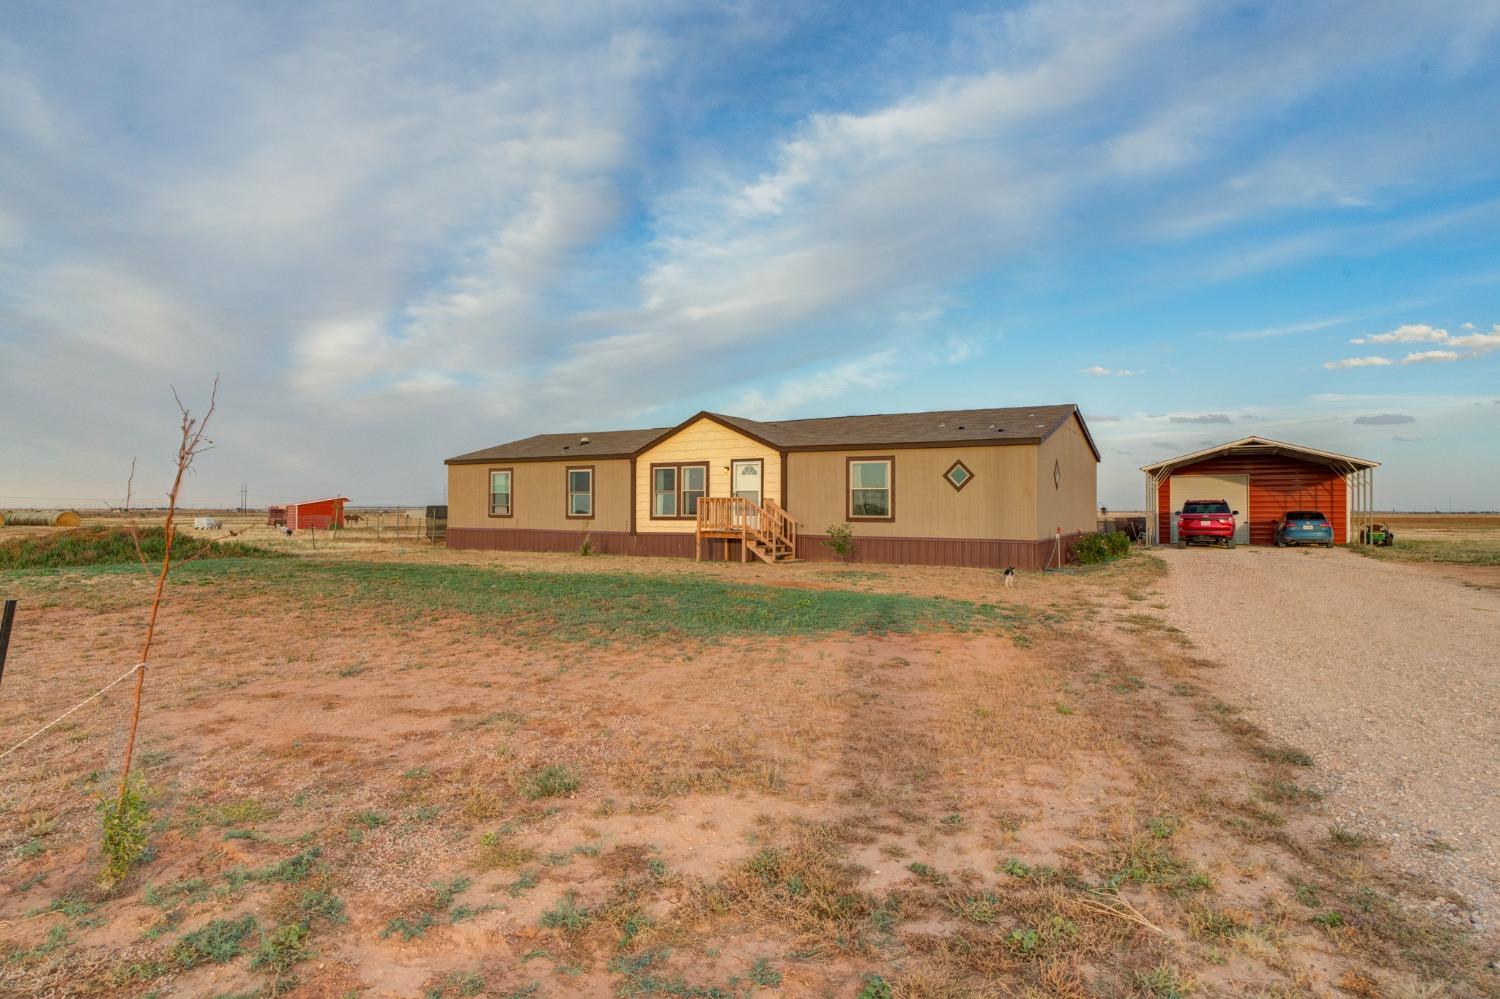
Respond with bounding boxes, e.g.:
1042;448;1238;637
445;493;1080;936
1;509;82;527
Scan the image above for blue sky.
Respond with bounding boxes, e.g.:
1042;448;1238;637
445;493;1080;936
2;0;1498;510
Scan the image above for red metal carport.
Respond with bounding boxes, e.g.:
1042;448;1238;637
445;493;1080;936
1142;437;1378;546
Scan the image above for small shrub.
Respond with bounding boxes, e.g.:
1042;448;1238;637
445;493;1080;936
100;781;152;885
578;537;595;557
857;976;894;999
823;523;856;561
1073;530;1131;565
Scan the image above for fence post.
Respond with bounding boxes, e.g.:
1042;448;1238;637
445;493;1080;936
0;599;16;687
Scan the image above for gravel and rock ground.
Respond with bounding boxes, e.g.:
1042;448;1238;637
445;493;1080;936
1159;544;1500;932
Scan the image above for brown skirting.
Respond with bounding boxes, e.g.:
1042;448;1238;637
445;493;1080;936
448;527;1084;570
795;532;1082;570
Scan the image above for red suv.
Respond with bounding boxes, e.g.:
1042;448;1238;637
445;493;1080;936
1175;499;1238;549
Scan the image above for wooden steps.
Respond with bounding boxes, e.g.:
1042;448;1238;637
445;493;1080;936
695;496;800;564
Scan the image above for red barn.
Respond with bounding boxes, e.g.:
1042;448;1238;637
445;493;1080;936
1142;438;1378;547
284;497;349;531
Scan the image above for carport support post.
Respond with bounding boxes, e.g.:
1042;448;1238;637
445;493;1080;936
0;599;16;688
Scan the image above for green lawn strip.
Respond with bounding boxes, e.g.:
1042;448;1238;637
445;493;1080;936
37;557;1023;641
1351;538;1500;567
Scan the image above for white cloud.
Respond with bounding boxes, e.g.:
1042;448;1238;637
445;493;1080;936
1402;349;1460;364
1323;356;1394;369
1081;365;1138;376
1351;323;1450;344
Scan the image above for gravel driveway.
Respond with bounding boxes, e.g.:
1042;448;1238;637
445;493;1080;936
1157;545;1500;925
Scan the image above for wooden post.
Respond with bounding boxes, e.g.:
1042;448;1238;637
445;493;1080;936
0;599;16;688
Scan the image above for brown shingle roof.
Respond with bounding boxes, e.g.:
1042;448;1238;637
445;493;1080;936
446;427;670;464
708;405;1085;450
447;404;1095;463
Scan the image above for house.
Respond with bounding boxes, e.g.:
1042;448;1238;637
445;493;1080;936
445;405;1098;569
1141;437;1379;546
283;496;349;531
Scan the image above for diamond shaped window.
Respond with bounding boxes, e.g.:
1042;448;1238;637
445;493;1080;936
944;459;974;492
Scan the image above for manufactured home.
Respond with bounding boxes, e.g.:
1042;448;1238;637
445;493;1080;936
445;405;1099;569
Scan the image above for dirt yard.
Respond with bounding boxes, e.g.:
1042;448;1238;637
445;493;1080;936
2;537;1498;997
1158;545;1500;930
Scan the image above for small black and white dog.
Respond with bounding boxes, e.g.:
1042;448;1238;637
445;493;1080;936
1002;567;1016;587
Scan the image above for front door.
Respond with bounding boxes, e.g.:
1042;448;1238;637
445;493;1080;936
731;460;763;505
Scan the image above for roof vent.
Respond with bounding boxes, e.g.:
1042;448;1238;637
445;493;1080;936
580;435;591;445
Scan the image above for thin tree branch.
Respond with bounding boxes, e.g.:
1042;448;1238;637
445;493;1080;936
115;375;219;812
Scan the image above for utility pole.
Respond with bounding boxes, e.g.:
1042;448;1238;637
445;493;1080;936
239;484;248;512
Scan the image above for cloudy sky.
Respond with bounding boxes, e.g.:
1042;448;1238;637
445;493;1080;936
3;1;1499;511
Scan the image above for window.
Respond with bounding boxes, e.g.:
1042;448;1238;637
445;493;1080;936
489;468;512;517
650;462;710;519
566;466;593;518
848;457;894;520
652;467;677;517
681;465;706;515
943;459;973;492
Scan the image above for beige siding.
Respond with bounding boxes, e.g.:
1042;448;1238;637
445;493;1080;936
786;445;1038;540
634;418;782;533
1035;414;1099;536
447;459;631;532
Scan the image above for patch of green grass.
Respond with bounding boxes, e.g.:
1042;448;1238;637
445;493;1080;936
745;958;782;987
905;862;948;886
144;876;216;909
382;911;435;941
540;891;592;932
508;869;542;897
351;809;387;829
83;558;1022;642
951;890;1005;924
523;765;580;800
170;915;258;969
249;921;313;974
225;847;322;888
1133;964;1193;998
296;888;347;926
382;877;469;940
1354;537;1500;567
426;970;487;999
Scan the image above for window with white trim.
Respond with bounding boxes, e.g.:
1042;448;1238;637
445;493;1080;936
849;459;893;519
489;469;512;516
652;466;678;517
567;467;593;517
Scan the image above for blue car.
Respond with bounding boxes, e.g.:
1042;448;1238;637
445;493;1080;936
1274;510;1334;548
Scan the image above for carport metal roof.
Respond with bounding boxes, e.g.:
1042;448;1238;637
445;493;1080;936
1140;436;1379;476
